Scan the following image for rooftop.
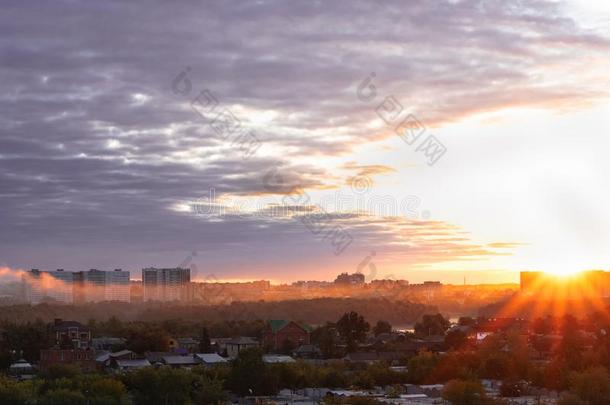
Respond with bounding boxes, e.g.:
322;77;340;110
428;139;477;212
162;355;199;366
115;359;151;368
195;353;228;364
263;354;296;363
226;336;258;345
268;320;313;333
52;319;90;332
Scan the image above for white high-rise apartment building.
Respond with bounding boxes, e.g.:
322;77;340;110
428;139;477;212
22;268;131;304
104;269;130;302
22;269;74;304
74;269;130;303
142;267;190;302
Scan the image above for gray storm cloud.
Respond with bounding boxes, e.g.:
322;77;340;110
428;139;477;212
1;0;608;277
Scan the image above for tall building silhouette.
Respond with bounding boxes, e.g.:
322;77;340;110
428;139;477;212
142;267;191;302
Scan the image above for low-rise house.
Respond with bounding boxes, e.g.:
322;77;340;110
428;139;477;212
369;332;403;346
327;389;373;397
168;337;199;354
145;351;174;365
344;352;380;365
39;348;96;372
211;337;232;355
92;337;126;351
476;332;493;344
40;318;97;372
419;384;444;398
50;319;91;349
226;337;258;358
377;351;402;365
96;349;135;369
392;339;444;355
293;344;322;359
263;320;311;351
96;351;111;366
344;351;403;365
478;317;529;333
178;337;199;352
8;359;36;380
294;388;331;400
404;383;444;399
529;334;562;359
195;353;228;367
263;354;296;363
448;325;473;335
162;355;199;369
111;358;151;373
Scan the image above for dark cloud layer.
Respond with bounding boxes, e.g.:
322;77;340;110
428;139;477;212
1;0;608;278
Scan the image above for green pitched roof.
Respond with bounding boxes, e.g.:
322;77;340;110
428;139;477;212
269;320;290;332
268;320;313;333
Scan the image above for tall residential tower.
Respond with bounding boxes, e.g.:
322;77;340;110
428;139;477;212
142;267;191;302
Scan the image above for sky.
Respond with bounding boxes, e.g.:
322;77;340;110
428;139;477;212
1;0;610;284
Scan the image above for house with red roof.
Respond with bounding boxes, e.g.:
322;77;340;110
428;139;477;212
263;320;312;351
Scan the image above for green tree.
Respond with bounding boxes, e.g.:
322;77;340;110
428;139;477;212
1;320;50;363
458;317;475;326
558;322;585;370
193;372;227;404
373;320;392;336
531;316;552;335
42;364;81;380
481;354;510;380
122;366;194;405
312;323;339;358
531;335;552;358
319;363;348;388
85;376;128;404
38;389;86;405
126;328;169;354
558;393;588;405
407;351;439;384
104;316;125;336
444;329;467;350
569;366;610;405
442;379;488;405
414;314;450;337
199;327;211;353
499;379;526;397
0;375;32;404
226;348;268;396
337;312;369;352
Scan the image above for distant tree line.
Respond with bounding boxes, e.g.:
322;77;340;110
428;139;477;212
0;297;436;326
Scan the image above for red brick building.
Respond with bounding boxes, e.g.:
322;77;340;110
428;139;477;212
39;348;96;372
39;319;95;371
263;320;311;351
50;319;91;349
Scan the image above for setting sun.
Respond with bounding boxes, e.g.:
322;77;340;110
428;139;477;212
543;268;583;278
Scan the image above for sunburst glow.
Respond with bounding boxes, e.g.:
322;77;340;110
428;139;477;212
543;267;583;278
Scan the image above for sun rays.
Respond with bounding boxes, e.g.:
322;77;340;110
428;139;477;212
495;271;610;322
